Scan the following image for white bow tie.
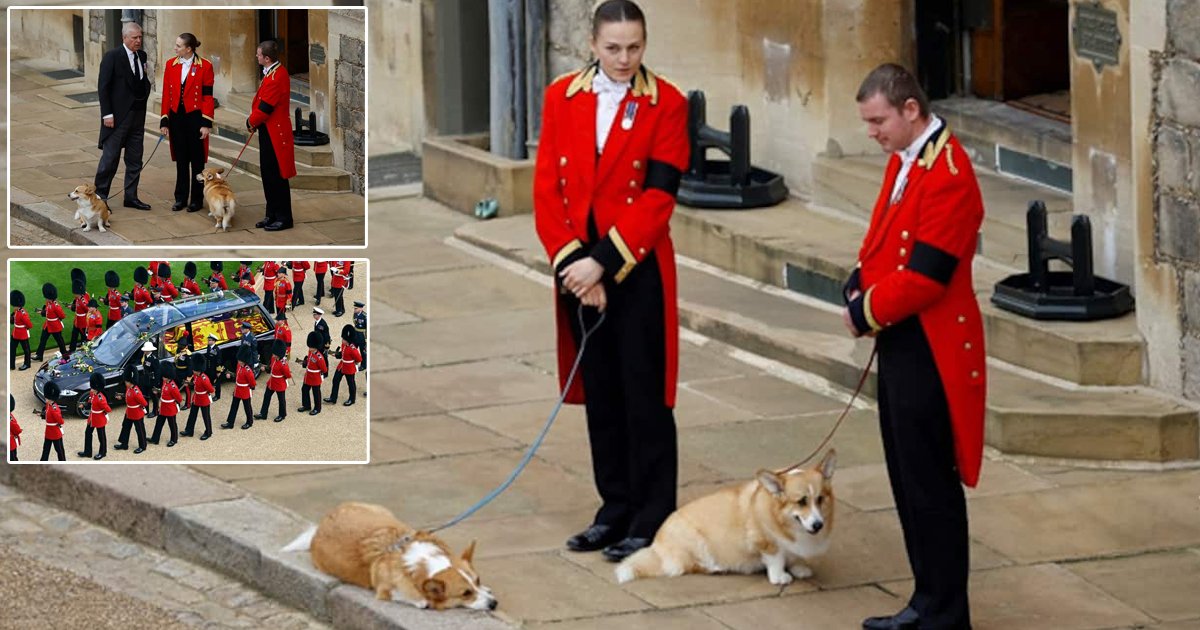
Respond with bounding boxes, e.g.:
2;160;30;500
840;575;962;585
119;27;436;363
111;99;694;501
593;72;629;96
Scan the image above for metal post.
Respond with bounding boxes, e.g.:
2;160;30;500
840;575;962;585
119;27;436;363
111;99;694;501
489;0;527;159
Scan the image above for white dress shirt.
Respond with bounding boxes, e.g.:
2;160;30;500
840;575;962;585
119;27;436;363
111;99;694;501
263;61;280;77
889;113;943;205
178;54;194;84
593;69;629;153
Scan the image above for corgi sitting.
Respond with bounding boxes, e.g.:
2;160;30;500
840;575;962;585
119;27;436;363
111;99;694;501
67;184;112;232
616;450;836;586
196;167;236;231
282;501;497;611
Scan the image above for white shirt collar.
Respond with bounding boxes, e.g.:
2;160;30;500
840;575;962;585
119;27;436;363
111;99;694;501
124;44;137;58
263;61;280;76
897;113;943;164
592;68;629;95
180;54;195;64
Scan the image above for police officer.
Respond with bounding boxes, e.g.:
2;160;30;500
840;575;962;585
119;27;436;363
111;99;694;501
34;282;68;361
10;290;32;371
353;301;367;371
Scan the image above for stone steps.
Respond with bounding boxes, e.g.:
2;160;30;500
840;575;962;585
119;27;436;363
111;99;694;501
452;213;1199;464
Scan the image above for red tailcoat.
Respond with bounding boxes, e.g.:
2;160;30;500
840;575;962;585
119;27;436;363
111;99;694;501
248;63;296;179
847;127;986;487
44;402;64;441
87;391;111;428
12;308;31;340
533;64;689;406
160;54;216;161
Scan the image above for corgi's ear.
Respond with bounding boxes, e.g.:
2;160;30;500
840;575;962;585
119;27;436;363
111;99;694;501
216;166;226;174
756;469;785;497
421;578;446;601
83;184;96;194
460;540;477;564
819;449;837;480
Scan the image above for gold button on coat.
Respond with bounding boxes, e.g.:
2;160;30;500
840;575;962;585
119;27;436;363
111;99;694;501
633;160;642;170
901;230;910;240
626;197;634;204
559;156;567;166
900;247;907;256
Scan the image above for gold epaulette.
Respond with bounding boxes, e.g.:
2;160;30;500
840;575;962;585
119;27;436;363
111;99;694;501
917;128;951;171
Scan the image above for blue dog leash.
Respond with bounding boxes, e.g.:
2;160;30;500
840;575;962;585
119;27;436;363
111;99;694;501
101;132;166;204
429;303;605;533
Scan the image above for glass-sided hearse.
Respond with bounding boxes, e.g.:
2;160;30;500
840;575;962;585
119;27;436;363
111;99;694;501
33;289;276;417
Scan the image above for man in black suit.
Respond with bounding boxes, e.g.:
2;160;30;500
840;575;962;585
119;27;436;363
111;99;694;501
94;21;153;210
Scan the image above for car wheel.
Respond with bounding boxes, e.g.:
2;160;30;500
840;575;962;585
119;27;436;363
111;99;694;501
75;396;90;419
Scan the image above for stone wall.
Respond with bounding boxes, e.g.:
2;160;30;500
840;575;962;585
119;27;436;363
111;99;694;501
335;28;367;193
365;0;425;154
9;9;80;69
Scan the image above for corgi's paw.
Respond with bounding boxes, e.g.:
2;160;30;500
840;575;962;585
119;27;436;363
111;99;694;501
82;225;92;232
787;564;813;580
413;599;430;609
98;224;106;232
615;564;635;584
767;568;794;586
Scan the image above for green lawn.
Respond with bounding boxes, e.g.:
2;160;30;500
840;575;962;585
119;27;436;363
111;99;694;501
10;260;247;331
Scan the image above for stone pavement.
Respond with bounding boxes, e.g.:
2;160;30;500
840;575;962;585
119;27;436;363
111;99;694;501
8;57;365;247
0;482;327;629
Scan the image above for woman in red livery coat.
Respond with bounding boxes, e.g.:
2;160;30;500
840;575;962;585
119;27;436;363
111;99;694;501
78;373;110;460
534;0;688;562
10;290;32;371
256;339;292;422
248;40;295;232
183;353;214;440
160;33;215;212
844;64;985;630
40;382;66;461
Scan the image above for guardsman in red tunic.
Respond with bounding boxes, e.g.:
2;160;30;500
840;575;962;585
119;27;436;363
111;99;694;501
181;262;203;297
159;33;215;212
132;266;152;311
34;282;69;362
846;65;985;630
330;261;351;317
40;382;67;461
9;396;21;462
86;299;104;340
10;290;32;371
149;261;163;292
274;272;292;316
248;41;296;232
182;352;214;440
313;260;329;305
150;364;181;447
114;367;148;454
274;312;293;359
208;261;228;291
260;260;279;314
78;372;110;460
222;344;258;430
68;268;90;353
288;260;310;307
256;339;292;422
104;270;123;328
324;324;362;407
533;1;689;561
297;331;327;416
156;263;179;303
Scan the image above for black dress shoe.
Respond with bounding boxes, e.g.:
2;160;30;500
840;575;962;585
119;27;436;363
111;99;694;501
113;443;128;450
124;199;151;211
264;221;293;232
332;311;345;318
862;606;920;630
241;422;253;429
171;201;187;211
19;364;30;371
186;204;203;213
566;524;625;552
253;413;266;420
343;400;355;406
166;440;176;447
180;431;194;438
199;433;211;440
296;406;310;413
308;409;320;416
133;447;145;454
220;423;234;429
93;452;106;460
77;451;92;458
255;218;271;229
273;415;285;422
322;396;335;403
601;537;651;562
147;437;159;445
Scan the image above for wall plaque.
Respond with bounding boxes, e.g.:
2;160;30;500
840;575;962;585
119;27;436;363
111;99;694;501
1073;2;1121;70
310;43;326;65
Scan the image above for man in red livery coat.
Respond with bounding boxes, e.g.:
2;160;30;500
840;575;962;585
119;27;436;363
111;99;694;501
86;299;104;340
845;64;985;630
159;32;215;212
40;383;67;461
247;41;295;232
114;367;148;454
256;340;292;422
104;271;123;329
9;396;21;462
274;312;292;359
34;283;68;362
78;373;110;460
533;0;688;563
297;331;327;416
222;344;257;430
10;290;32;371
69;268;90;353
183;353;214;440
324;325;362;407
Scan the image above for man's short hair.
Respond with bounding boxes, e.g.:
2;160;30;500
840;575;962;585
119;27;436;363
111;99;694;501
258;40;280;62
122;22;143;38
855;63;930;118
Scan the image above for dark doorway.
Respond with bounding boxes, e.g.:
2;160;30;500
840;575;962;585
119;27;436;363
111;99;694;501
258;9;310;79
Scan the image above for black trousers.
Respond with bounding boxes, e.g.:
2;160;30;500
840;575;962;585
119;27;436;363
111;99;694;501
257;125;293;226
95;108;147;200
184;405;212;436
116;417;147;449
226;397;253;426
292;279;305;306
69;327;87;353
301;384;322;412
327;372;355;403
10;337;30;369
40;439;66;461
150;415;178;443
315;273;326;299
332;287;346;315
79;425;107;457
259;389;286;419
169;108;205;206
8;448;15;462
564;254;677;539
35;330;67;360
263;287;275;314
876;317;971;630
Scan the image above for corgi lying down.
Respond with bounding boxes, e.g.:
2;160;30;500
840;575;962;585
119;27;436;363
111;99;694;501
283;501;497;611
617;449;836;585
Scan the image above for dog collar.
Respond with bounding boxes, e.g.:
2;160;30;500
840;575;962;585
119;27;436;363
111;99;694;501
386;534;414;553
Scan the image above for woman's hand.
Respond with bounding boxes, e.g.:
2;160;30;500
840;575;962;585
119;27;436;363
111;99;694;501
559;258;604;298
160;126;169;137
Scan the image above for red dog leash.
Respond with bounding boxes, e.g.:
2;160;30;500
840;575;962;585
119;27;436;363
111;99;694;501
776;348;877;475
223;129;256;180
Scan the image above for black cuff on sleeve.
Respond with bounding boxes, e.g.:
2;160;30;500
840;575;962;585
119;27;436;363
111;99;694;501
160;116;168;128
847;294;870;336
645;159;683;196
553;245;590;276
202;85;214;96
842;268;861;305
199;118;213;129
590;237;626;279
909;241;958;286
257;101;275;115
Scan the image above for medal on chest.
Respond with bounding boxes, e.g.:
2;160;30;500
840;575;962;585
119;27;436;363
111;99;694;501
621;101;638;131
